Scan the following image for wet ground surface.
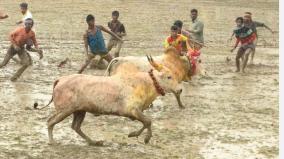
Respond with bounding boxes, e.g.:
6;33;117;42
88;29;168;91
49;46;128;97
0;0;279;158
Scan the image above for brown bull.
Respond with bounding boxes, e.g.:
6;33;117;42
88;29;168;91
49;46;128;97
36;60;181;145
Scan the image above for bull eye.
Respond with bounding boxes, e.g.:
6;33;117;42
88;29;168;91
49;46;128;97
198;59;202;63
167;76;172;79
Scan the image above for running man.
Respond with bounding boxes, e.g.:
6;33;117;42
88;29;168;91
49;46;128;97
186;9;204;45
78;14;123;73
230;17;256;73
16;2;38;52
0;18;43;81
243;12;275;64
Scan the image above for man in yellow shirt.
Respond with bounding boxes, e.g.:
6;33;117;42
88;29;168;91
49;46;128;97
164;25;188;55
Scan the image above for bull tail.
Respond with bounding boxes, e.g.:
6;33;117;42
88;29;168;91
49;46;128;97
104;58;119;76
34;79;59;110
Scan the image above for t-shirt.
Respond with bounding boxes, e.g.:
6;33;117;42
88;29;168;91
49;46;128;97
244;21;265;37
107;20;125;40
10;26;38;48
188;19;204;44
164;34;188;53
234;26;256;45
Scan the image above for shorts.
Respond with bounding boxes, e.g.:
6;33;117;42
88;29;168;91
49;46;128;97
107;39;123;53
237;43;255;55
26;38;34;46
85;52;108;63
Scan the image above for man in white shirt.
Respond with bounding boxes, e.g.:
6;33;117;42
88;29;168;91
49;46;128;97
16;3;32;25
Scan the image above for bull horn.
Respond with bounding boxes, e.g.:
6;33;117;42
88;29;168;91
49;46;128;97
146;55;163;71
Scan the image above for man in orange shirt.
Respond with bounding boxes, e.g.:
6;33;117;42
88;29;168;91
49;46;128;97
0;18;42;81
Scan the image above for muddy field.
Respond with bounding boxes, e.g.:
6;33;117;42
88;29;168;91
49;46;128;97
0;0;279;159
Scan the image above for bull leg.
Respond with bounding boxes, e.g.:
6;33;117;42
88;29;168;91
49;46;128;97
173;90;184;109
71;111;103;146
47;110;73;145
128;110;152;144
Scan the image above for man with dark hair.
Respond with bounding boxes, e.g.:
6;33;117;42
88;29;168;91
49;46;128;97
0;10;8;19
15;2;38;53
0;18;43;81
106;10;126;57
173;20;183;34
173;20;188;53
16;2;32;25
244;12;274;35
243;12;275;64
78;14;123;73
230;17;256;73
164;25;188;55
186;9;204;45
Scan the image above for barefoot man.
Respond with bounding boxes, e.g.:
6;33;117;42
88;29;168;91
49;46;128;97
78;14;122;73
0;18;43;81
243;12;275;64
230;17;256;73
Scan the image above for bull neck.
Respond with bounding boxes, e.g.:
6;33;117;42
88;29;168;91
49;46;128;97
148;69;165;96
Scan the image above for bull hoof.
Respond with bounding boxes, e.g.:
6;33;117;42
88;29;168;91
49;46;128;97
10;76;18;82
144;135;152;144
128;131;139;138
48;141;58;146
179;105;185;109
88;140;104;146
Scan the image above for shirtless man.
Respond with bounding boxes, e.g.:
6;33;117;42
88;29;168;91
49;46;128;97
78;14;122;73
0;18;43;81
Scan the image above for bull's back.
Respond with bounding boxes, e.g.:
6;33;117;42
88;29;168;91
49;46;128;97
110;56;163;75
53;74;128;114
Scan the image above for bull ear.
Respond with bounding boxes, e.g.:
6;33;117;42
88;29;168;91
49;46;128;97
146;55;163;71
